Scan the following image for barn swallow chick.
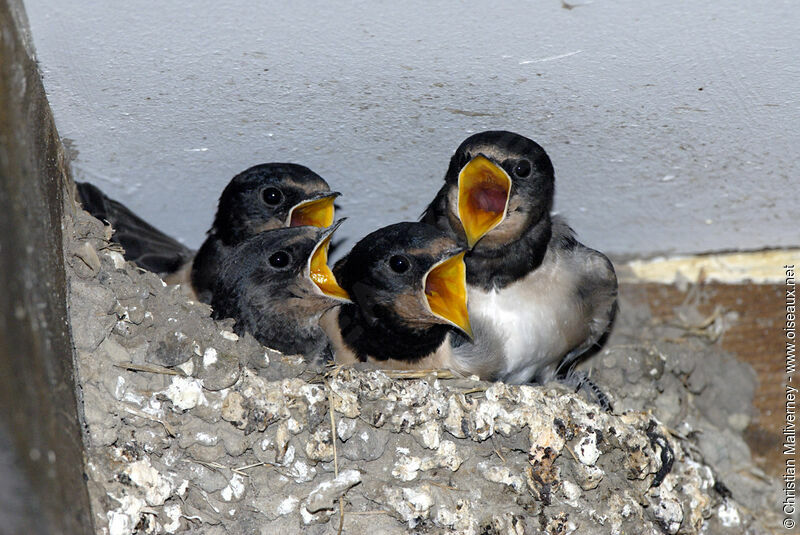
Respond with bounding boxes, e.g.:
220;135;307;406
191;163;339;302
322;222;503;374
76;163;339;302
422;131;617;384
210;222;350;363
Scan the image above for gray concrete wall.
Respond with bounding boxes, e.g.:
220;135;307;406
24;0;799;258
0;1;92;532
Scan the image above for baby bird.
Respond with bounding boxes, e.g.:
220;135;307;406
191;163;338;302
76;163;339;302
422;131;617;383
210;222;350;363
323;222;503;375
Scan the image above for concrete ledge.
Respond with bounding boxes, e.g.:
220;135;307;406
618;249;799;284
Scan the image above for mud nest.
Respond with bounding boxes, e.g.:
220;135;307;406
66;199;779;534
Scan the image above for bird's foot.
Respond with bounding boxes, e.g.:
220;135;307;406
559;371;613;412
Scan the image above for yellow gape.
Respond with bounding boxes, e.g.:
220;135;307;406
457;155;512;248
423;251;472;338
289;196;336;228
309;234;350;301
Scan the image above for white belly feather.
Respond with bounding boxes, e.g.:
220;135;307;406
466;261;586;384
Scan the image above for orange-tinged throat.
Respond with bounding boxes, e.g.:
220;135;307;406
457;155;512;248
309;235;350;301
289;196;336;228
424;251;472;338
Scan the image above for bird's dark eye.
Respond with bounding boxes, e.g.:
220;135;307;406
262;187;283;205
268;251;290;268
389;255;410;273
513;159;532;178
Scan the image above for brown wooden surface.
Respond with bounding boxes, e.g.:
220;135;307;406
621;281;789;476
0;1;94;532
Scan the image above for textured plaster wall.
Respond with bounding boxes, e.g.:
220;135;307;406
23;0;799;258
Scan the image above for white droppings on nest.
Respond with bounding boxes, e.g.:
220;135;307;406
603;492;635;534
283;444;296;466
386;381;430;407
220;391;246;425
289;459;316;483
124;458;174;506
403;486;434;520
414;419;441;449
162;376;207;411
577;464;605;490
329;382;360;417
336;417;356;440
420;440;463;472
304;469;362;513
392;454;422;481
220;473;245;502
385;485;434;528
202;347;218;367
277;496;299;516
220;330;239;341
680;458;715;530
684;458;714;491
287;416;304;434
392;410;416;431
484;401;511;438
162;503;182;533
194;432;217;446
435;498;477;533
576;431;601;466
176;359;194;376
114;376;126;400
299;504;330;525
105;250;126;269
650;486;684;535
443;395;467;438
106;494;147;535
305;428;334;461
299;383;327;406
717;501;741;527
122;390;146;407
561;480;581;506
620;502;633;518
434;505;459;529
478;461;525;492
272;423;291;463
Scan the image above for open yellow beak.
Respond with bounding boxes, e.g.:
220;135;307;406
308;228;350;301
288;194;337;228
423;251;472;338
457;155;512;248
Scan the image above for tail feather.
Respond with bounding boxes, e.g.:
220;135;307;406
75;182;194;275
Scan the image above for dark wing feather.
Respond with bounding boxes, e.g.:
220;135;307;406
76;182;194;275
